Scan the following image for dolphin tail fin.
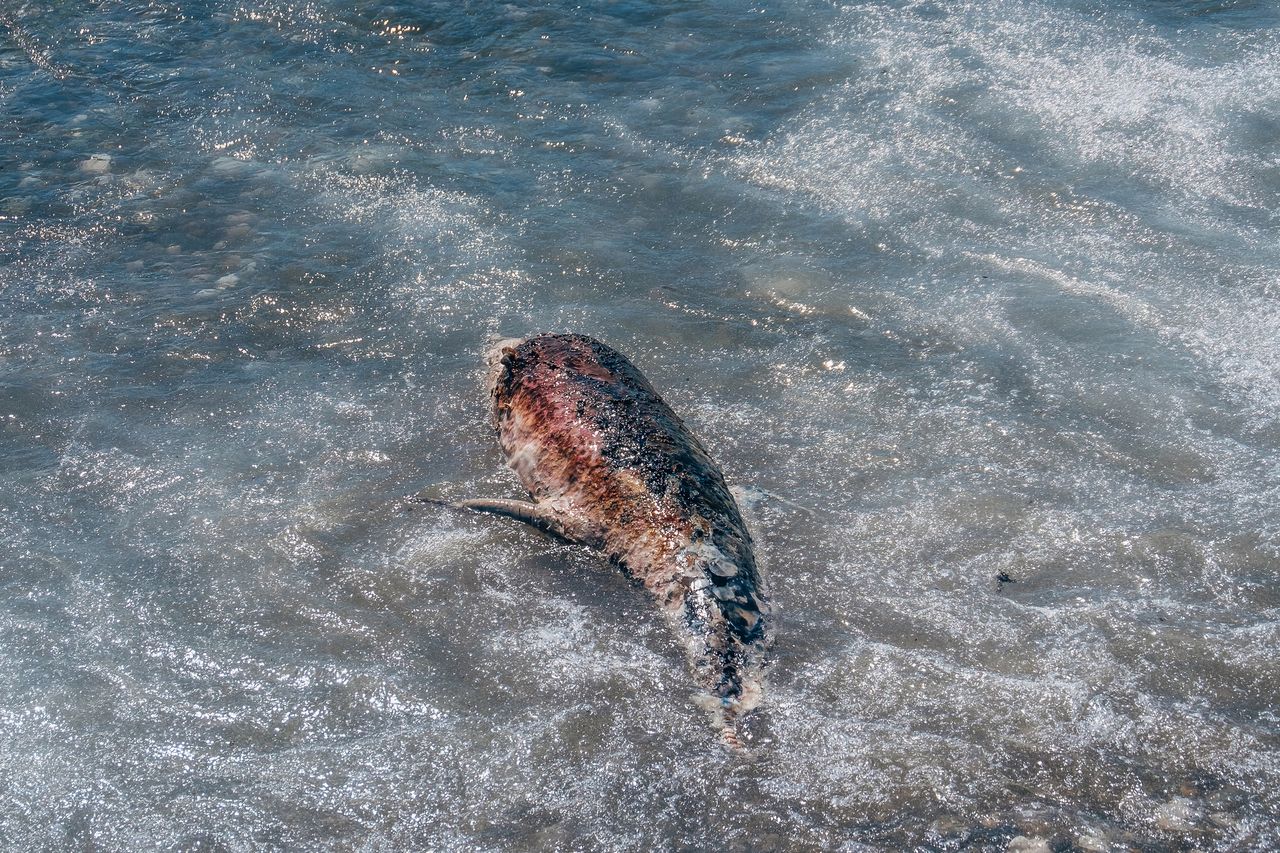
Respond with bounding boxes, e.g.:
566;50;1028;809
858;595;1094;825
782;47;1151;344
720;725;747;752
421;496;575;544
692;692;757;755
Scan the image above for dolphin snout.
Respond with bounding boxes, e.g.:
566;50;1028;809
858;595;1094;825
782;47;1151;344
483;336;525;395
484;336;524;367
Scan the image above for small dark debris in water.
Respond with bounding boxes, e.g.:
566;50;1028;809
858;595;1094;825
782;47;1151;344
996;572;1016;589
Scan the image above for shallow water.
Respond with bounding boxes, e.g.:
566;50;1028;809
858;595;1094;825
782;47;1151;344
1;0;1277;849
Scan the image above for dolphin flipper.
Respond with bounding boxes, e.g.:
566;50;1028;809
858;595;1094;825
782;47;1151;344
451;497;575;543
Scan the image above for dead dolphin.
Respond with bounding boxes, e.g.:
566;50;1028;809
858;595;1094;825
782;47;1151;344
444;333;769;747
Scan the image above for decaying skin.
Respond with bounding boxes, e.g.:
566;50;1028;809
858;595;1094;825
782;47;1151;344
457;333;769;746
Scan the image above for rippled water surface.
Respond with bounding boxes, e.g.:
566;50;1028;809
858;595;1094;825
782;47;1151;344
2;0;1278;849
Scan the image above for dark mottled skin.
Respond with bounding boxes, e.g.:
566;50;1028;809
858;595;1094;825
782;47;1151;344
486;334;769;737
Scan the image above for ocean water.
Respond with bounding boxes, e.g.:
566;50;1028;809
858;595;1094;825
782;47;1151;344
2;0;1278;849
